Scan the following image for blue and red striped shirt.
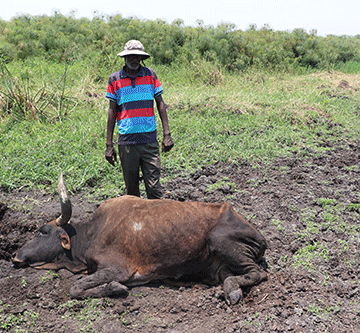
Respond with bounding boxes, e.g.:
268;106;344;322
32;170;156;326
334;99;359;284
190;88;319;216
106;66;164;145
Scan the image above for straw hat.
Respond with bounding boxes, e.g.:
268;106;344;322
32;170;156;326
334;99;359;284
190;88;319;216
117;40;150;59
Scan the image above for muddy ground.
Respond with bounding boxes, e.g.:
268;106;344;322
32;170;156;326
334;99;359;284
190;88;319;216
0;138;359;332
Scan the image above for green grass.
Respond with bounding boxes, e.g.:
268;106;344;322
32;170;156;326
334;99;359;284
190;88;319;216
292;242;331;271
1;59;360;197
59;299;115;332
41;271;59;284
0;300;40;332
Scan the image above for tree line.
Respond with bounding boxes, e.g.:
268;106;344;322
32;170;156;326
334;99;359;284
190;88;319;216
0;13;360;70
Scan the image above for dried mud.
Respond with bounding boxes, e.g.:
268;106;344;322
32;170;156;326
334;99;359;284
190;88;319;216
0;139;359;332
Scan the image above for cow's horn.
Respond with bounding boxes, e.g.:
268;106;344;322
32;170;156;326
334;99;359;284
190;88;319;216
55;173;72;226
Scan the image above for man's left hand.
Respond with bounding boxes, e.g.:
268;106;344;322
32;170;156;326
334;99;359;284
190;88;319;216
162;133;174;152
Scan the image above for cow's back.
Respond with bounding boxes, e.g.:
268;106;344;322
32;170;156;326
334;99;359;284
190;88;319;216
87;196;229;277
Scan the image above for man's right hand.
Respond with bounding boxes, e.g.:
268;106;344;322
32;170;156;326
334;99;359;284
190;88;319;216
105;144;117;166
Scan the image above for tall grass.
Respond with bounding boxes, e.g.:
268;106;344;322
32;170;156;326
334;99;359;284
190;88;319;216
0;58;79;121
1;59;360;197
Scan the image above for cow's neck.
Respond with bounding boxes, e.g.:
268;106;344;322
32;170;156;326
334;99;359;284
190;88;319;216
62;220;96;268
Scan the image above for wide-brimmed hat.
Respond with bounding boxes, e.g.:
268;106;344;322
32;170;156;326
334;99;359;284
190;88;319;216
117;40;150;59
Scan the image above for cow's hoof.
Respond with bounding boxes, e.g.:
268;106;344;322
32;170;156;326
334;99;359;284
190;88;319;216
225;288;243;305
223;275;242;305
108;281;128;296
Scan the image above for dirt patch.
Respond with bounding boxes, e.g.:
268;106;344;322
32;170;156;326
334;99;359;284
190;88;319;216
1;139;359;332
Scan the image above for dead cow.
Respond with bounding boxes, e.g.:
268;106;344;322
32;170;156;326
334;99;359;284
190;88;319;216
12;175;267;305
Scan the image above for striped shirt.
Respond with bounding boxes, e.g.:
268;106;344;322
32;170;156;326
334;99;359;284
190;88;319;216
106;66;164;145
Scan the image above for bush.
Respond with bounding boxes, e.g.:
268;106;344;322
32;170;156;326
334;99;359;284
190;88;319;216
0;14;359;71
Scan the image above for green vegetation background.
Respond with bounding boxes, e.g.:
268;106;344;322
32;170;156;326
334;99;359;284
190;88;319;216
1;13;360;197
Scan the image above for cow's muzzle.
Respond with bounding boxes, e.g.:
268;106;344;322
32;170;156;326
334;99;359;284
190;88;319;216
11;253;29;268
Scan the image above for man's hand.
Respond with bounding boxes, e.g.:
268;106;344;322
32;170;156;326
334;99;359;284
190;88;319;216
162;133;174;153
105;144;117;166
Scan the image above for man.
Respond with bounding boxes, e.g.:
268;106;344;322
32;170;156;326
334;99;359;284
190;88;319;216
105;40;174;199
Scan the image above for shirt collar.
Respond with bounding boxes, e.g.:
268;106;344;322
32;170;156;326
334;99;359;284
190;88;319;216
120;65;144;79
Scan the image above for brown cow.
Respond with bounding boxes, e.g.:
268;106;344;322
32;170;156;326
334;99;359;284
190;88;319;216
12;174;267;305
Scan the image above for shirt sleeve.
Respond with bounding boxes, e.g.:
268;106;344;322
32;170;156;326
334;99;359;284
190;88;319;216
148;67;164;97
106;77;117;102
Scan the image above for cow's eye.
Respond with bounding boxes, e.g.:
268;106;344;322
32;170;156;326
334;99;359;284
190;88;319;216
37;226;50;236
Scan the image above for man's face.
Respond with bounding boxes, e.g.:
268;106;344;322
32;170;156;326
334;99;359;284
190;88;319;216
125;55;143;71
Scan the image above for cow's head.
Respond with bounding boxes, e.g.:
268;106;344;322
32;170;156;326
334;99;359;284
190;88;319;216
12;174;72;269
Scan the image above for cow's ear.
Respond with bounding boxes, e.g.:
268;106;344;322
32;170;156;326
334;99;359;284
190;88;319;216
60;234;71;250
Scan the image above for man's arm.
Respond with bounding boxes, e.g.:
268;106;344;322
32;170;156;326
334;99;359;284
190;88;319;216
105;100;118;166
155;95;174;152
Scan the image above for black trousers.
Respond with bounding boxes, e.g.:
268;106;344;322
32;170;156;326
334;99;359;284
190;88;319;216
118;141;162;199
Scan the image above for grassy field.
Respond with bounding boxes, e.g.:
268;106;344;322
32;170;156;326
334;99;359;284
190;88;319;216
1;58;360;332
1;58;360;197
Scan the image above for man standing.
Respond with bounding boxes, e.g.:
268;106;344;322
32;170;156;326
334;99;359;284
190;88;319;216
105;40;174;199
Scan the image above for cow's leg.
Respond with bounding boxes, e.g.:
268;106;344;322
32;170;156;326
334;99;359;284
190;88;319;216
230;267;268;288
209;231;267;305
70;268;129;299
218;265;243;305
218;264;267;305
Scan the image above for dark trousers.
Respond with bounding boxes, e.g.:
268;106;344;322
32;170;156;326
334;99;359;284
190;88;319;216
118;141;162;199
